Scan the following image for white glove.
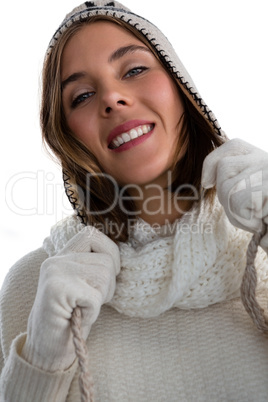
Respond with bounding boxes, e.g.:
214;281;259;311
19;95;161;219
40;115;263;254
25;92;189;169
201;138;268;252
22;226;120;372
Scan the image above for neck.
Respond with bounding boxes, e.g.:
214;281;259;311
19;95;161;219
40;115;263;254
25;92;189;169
128;172;193;226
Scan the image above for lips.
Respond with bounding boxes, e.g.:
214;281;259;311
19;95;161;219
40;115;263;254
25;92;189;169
107;120;155;150
109;124;154;149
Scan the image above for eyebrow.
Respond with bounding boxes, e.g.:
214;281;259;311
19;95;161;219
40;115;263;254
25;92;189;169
61;45;150;91
108;44;150;63
61;72;87;90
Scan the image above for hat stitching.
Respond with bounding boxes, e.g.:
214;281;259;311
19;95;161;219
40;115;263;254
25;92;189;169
48;6;222;136
85;2;116;8
52;7;150;44
63;171;88;225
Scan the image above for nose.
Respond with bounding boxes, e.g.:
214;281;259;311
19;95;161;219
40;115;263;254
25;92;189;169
105;100;126;114
100;81;132;115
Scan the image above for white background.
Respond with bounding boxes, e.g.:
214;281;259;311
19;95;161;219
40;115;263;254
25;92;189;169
1;0;268;287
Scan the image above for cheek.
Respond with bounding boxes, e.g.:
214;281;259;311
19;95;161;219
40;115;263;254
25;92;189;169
67;112;94;145
143;72;183;116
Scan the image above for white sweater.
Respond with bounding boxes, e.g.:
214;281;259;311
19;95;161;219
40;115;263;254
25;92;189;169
1;198;268;401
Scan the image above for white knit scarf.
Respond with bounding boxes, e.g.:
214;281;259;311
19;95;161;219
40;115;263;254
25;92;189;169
43;197;266;318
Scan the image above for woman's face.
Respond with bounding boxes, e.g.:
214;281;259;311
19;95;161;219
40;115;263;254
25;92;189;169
61;21;184;186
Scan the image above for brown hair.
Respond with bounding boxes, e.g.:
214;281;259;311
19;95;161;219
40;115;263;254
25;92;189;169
41;16;224;242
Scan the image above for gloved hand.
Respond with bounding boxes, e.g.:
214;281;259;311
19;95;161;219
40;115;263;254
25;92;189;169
202;138;268;252
21;226;120;372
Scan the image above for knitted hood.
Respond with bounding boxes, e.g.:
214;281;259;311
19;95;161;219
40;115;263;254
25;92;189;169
47;0;224;138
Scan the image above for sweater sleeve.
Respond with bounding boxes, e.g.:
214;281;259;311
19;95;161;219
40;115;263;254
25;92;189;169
0;247;78;401
0;333;77;402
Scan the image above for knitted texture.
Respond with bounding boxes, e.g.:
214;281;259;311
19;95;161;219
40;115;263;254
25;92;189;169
43;197;268;318
1;205;268;400
72;228;268;401
1;299;268;401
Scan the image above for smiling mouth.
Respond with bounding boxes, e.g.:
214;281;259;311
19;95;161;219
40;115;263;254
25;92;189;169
108;124;155;149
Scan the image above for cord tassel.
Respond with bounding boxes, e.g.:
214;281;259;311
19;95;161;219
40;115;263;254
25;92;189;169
241;230;268;335
71;307;95;402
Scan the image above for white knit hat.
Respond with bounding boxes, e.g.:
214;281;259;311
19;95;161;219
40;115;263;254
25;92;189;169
47;0;224;137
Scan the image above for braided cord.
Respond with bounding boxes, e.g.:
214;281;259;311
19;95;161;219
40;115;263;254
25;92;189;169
69;232;268;402
71;307;95;402
241;231;268;335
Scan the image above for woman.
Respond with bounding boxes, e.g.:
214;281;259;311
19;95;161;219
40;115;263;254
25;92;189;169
1;1;268;401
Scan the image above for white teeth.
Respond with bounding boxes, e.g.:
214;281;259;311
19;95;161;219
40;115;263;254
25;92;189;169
129;129;138;139
137;127;143;136
110;124;154;149
142;125;149;134
122;133;131;142
113;139;120;147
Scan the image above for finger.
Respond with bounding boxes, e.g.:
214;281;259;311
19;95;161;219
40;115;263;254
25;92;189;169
58;226;97;254
59;226;113;253
201;138;251;189
58;226;120;274
84;228;121;274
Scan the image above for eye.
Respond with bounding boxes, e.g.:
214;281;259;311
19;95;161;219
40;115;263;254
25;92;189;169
71;91;95;108
124;66;148;79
